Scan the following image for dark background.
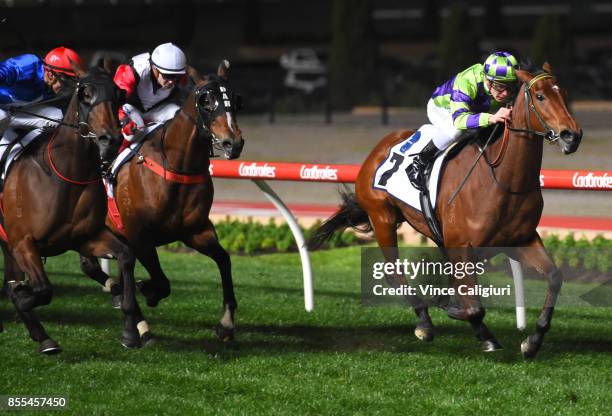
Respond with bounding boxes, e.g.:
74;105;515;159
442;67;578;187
2;0;612;112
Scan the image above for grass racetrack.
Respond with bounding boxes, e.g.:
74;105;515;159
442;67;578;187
1;247;611;415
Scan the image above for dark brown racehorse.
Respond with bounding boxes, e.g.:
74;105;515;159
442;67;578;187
310;64;582;359
79;62;244;341
0;63;146;354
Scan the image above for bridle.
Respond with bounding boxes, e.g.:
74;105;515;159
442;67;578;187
451;73;563;201
182;79;238;156
47;70;121;185
506;73;561;143
75;72;121;140
139;79;239;184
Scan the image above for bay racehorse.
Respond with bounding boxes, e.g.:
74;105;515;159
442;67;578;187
79;62;244;341
309;63;582;359
1;62;147;354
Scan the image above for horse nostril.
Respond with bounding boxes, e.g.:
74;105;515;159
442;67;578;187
560;130;573;141
560;129;583;142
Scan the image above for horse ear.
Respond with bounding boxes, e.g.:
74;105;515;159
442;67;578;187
217;59;230;80
69;57;87;78
187;65;204;83
542;62;553;74
515;69;533;84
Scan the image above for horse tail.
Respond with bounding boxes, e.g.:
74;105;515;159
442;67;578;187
308;188;372;250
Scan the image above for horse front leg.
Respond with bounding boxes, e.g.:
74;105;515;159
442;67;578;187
8;235;53;311
184;219;236;342
512;235;562;359
446;247;503;352
369;215;435;342
79;229;150;348
1;244;22;334
3;239;59;353
132;246;171;308
79;255;123;308
16;309;61;354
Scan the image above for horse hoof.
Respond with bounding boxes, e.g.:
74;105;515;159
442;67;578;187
121;331;141;349
482;339;503;352
111;295;122;309
146;298;160;308
39;339;61;355
137;280;167;308
414;326;434;342
521;336;540;359
140;331;156;347
215;325;234;342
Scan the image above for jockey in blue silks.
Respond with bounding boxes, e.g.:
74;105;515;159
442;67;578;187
0;47;84;142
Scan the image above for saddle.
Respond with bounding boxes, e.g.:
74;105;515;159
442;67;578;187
105;123;166;184
0;129;51;191
418;125;503;246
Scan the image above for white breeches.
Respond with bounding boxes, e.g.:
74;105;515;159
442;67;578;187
426;98;462;150
122;102;180;129
0;104;63;142
121;102;180;142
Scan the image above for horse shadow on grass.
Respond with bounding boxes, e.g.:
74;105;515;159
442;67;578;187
2;279;611;363
147;316;612;364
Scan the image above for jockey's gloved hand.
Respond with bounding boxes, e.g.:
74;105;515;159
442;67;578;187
121;119;139;137
100;161;113;178
42;121;58;131
118;106;142;142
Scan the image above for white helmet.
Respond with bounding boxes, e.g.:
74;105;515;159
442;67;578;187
150;42;186;74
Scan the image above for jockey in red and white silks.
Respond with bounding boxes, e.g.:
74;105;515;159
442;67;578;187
113;42;187;142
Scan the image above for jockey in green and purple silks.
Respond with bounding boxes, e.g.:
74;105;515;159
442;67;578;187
407;51;520;191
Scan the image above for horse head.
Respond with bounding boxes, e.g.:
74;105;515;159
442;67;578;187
514;63;582;154
70;59;123;169
187;61;245;160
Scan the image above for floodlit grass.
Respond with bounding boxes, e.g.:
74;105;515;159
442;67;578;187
0;247;611;415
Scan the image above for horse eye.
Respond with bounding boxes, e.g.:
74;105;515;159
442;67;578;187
536;94;545;101
78;87;94;104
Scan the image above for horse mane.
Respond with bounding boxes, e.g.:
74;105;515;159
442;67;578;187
87;65;112;77
519;60;546;77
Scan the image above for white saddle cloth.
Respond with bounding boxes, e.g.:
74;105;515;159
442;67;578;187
373;124;451;211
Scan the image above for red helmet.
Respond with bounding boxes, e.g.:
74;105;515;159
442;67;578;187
44;46;84;76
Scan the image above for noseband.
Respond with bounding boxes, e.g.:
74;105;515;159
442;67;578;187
506;73;560;143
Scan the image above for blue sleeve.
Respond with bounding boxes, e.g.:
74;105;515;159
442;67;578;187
0;54;43;85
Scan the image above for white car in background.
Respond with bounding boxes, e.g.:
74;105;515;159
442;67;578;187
279;48;327;94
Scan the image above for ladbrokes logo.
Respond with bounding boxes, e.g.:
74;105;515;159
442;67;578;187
238;162;276;178
300;165;338;181
572;172;611;189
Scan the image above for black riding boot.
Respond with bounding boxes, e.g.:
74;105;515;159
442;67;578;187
406;140;440;191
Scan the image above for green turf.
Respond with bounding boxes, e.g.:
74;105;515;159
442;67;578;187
0;247;611;415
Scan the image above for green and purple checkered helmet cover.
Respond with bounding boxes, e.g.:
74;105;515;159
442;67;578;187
483;52;519;83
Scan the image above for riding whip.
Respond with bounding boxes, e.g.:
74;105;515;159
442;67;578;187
447;122;501;205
